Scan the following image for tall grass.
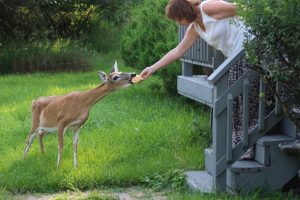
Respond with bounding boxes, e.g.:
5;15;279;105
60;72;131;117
0;67;210;193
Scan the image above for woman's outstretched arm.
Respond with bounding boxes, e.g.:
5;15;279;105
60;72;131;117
140;24;199;79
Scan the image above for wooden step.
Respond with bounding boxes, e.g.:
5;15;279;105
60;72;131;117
185;171;213;193
264;138;300;192
230;160;267;173
256;133;295;146
278;139;300;155
177;75;213;107
227;160;268;193
255;133;295;165
228;136;300;193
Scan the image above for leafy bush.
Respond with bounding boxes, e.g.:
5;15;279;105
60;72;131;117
82;20;121;53
236;0;300;129
121;0;181;94
0;40;93;74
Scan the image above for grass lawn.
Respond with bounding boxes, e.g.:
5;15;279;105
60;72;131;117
0;64;295;199
0;64;210;193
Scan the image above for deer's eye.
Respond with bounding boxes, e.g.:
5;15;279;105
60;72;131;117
112;76;118;81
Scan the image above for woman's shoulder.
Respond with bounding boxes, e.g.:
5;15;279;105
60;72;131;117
201;0;236;20
200;0;221;7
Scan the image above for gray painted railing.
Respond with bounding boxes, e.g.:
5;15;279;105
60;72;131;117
179;24;284;191
207;50;283;191
179;25;225;70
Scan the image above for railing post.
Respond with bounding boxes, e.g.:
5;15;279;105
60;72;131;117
212;73;229;192
212;49;225;69
182;62;193;76
243;79;250;148
259;77;266;131
227;94;233;163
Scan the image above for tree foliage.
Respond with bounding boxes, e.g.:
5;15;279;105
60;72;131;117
121;0;180;94
0;0;131;41
236;0;300;129
0;0;142;74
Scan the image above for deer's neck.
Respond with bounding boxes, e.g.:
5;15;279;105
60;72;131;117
82;83;112;108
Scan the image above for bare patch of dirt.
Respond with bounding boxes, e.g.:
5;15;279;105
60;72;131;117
12;187;167;200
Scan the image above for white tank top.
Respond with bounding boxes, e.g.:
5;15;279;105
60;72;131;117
192;0;247;58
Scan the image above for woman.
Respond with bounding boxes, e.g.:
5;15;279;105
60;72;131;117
140;0;258;159
140;0;248;78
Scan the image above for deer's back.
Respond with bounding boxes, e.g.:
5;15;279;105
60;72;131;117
33;91;89;127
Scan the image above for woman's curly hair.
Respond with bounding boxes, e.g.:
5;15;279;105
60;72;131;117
165;0;198;22
165;0;205;31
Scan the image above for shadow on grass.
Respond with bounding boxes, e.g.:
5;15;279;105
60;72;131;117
0;132;166;193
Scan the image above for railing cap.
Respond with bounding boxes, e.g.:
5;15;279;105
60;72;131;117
207;49;245;85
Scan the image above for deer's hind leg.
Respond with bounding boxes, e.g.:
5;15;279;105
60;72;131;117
23;99;45;160
22;129;38;160
38;130;46;153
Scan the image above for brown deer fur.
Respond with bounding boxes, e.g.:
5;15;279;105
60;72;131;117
22;61;136;167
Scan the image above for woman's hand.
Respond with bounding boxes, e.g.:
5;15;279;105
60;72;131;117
140;66;156;80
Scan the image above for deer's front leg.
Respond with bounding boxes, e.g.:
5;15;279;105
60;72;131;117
73;128;81;168
57;126;66;167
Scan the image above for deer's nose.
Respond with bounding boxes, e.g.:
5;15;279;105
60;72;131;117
131;73;136;77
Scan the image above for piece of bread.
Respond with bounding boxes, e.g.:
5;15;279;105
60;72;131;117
132;75;144;83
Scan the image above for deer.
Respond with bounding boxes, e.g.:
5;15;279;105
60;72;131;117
22;61;136;168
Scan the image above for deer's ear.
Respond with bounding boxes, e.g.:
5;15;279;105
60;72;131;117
111;60;118;73
98;71;107;83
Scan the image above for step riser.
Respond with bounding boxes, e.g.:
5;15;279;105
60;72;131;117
205;148;214;175
227;167;268;193
255;144;270;165
266;147;300;191
279;118;297;138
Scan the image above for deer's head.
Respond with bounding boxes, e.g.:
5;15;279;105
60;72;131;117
98;61;136;91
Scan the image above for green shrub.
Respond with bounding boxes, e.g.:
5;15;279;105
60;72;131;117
0;187;11;200
236;0;300;129
0;39;93;74
141;169;186;191
82;20;121;53
121;0;181;94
